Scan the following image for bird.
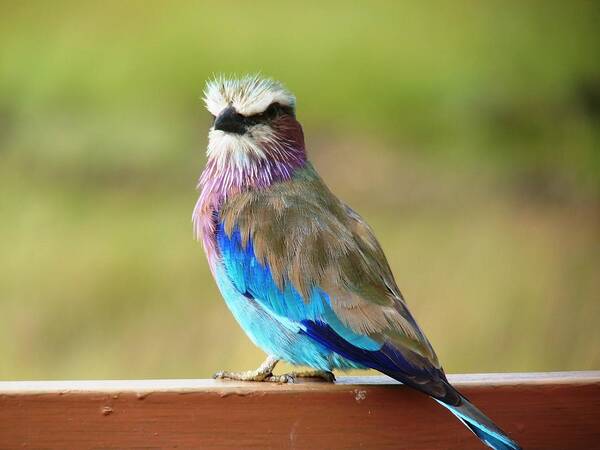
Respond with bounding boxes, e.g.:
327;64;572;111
192;75;521;450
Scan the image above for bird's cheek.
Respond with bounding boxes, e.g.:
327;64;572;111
248;124;274;140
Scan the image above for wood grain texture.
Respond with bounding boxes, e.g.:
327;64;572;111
1;372;599;450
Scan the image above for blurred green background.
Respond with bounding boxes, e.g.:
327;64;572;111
1;1;599;380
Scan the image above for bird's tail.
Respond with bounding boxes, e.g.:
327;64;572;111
436;391;522;450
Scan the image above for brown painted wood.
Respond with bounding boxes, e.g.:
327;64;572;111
1;372;599;450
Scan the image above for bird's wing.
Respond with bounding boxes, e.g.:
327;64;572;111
217;163;457;403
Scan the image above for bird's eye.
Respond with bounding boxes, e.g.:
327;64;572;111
245;103;287;125
253;103;279;121
264;103;280;118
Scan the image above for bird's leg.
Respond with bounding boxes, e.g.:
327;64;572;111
265;369;336;383
213;356;279;382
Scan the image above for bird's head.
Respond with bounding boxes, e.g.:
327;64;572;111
203;75;306;173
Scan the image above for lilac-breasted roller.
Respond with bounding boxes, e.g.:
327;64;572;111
193;75;521;450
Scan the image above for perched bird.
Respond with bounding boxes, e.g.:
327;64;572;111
193;75;521;450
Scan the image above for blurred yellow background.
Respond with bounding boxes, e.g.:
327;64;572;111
1;1;599;380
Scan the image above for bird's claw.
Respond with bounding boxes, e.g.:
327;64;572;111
313;370;336;383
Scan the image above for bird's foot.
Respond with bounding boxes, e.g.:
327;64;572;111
213;356;279;382
266;370;336;384
212;357;335;384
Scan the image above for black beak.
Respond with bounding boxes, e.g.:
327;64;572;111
214;106;246;134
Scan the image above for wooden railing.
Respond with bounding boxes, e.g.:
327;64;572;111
1;371;598;449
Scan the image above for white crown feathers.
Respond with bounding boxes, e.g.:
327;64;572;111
204;74;296;117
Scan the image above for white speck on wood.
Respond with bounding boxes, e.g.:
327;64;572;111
354;389;367;402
